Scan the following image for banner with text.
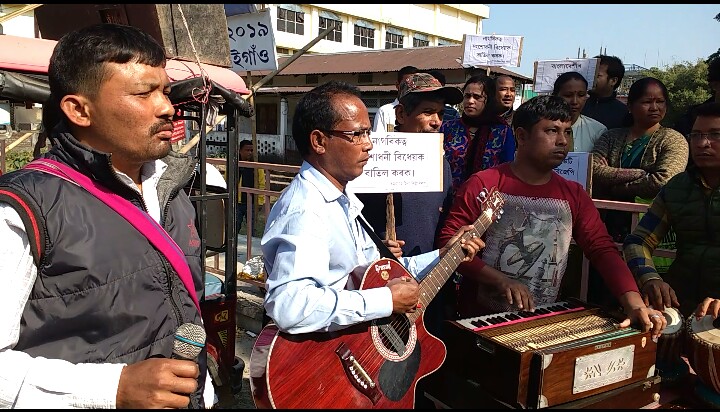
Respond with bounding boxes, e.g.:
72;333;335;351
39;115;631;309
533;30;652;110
533;58;600;93
227;8;278;72
554;151;592;194
348;132;444;193
461;34;523;68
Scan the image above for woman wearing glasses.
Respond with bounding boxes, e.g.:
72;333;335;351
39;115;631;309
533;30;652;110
440;74;515;195
589;77;688;308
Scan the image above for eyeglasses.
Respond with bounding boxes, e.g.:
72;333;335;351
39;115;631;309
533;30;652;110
688;132;720;142
323;129;372;145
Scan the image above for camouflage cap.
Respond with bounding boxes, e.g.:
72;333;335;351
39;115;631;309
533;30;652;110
398;72;463;105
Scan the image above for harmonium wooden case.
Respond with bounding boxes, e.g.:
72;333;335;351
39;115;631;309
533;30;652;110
443;300;658;408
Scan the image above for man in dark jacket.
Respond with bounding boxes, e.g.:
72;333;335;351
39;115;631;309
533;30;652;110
582;55;628;130
625;102;720;318
0;24;211;408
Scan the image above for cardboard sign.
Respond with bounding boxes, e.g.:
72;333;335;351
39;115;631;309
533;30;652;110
348;132;444;193
533;58;600;93
227;8;279;72
554;151;592;194
461;34;523;68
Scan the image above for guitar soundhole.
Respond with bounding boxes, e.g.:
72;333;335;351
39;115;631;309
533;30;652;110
371;314;417;361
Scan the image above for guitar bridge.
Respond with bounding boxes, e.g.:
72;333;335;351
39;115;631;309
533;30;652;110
336;342;381;404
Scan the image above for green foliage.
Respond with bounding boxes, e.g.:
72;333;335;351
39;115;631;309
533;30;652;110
640;59;711;128
5;150;34;172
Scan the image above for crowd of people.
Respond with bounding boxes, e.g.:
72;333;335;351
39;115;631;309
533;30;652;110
1;18;719;409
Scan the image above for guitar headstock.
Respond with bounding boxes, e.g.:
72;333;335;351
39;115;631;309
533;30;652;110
476;187;504;223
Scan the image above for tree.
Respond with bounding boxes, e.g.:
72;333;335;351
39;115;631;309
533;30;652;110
640;59;710;128
709;12;720;63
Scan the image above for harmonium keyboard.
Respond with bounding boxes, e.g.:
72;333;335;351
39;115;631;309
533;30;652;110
442;300;658;409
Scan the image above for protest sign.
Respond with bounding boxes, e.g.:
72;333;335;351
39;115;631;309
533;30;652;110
554;151;592;195
461;34;523;67
533;58;600;93
348;132;444;193
227;8;278;72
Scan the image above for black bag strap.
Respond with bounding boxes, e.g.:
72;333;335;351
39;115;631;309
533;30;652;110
357;216;399;262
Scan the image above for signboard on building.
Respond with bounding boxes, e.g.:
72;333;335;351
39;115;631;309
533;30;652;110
554;151;592;195
347;132;444;193
461;34;523;68
533;58;600;93
227;8;279;72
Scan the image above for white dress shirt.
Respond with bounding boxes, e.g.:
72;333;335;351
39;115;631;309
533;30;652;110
261;161;440;335
0;159;215;408
372;98;399;133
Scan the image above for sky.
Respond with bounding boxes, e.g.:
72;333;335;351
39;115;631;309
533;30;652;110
483;4;720;78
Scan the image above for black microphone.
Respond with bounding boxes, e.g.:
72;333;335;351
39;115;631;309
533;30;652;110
172;323;206;361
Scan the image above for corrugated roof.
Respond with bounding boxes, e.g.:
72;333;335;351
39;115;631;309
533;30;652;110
256;45;532;82
257;84;400;94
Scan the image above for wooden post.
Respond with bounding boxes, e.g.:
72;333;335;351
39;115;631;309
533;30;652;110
385;194;396;242
0;139;5;174
246;71;259;243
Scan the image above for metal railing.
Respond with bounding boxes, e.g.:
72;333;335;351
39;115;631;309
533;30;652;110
201;159;677;299
204;158;300;289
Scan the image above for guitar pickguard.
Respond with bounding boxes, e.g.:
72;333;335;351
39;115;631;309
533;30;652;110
370;314;418;361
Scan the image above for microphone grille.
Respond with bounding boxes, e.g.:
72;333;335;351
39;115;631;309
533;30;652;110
174;323;206;360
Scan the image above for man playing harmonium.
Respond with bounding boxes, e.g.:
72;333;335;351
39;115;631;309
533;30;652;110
438;95;665;340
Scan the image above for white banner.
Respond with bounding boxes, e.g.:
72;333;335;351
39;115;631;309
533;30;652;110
533;58;599;93
461;34;523;68
227;8;279;72
348;132;444;193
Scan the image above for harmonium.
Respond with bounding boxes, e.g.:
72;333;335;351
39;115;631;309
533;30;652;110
441;299;658;409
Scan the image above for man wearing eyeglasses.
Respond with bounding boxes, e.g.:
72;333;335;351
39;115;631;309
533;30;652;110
260;80;485;336
624;102;720;319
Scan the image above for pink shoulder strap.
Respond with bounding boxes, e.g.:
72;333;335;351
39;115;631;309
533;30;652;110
25;158;200;313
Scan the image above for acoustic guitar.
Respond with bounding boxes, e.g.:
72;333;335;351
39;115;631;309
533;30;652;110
249;187;504;409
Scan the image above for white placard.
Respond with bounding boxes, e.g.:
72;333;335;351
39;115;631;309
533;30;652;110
533;58;600;93
554;152;592;194
227;9;279;72
347;132;444;193
461;34;523;68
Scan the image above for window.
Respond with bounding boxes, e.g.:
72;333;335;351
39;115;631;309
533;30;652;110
306;74;319;84
413;38;429;47
413;33;429;48
354;19;375;48
256;103;278;135
319;17;342;42
276;47;290;55
438;38;457;46
385;27;403;49
277;6;304;35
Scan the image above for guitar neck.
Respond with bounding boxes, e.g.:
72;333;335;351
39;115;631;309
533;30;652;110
415;209;494;312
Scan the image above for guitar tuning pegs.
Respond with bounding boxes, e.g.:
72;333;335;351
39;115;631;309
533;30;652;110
478;191;487;199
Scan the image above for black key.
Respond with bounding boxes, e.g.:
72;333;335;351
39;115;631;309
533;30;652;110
471;319;488;327
505;313;521;321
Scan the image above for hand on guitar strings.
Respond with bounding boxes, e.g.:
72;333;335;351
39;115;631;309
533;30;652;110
388;276;420;314
439;224;485;263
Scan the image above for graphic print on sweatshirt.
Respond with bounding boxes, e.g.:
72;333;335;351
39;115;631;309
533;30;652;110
479;193;573;313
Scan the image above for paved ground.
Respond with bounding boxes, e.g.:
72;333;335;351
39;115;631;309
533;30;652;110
207;235;263;409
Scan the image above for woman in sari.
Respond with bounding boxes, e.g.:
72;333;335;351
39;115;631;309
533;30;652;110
589;76;688;307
